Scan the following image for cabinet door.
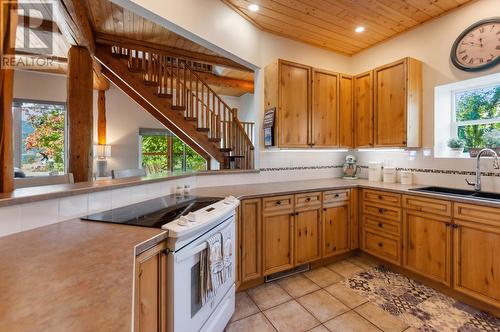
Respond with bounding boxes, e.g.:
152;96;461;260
374;59;407;146
454;220;500;307
135;242;168;332
312;69;338;147
354;71;373;147
403;210;451;286
278;60;311;147
323;203;350;258
263;212;294;275
295;208;322;264
241;199;262;282
339;74;354;148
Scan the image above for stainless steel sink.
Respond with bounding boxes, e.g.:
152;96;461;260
410;186;500;201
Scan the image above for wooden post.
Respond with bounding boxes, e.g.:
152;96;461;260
0;0;17;192
97;90;106;145
67;46;93;182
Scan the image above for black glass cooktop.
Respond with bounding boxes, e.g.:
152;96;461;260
81;194;222;228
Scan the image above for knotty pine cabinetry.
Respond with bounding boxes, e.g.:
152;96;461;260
373;58;422;147
453;203;500;308
264;59;353;148
134;241;168;332
264;57;422;149
239;189;354;281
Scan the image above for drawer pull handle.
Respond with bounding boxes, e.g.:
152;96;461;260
290;213;294;217
323;208;327;211
306;197;311;202
378;223;383;227
378;195;383;200
445;222;451;227
378;208;386;213
276;200;281;205
335;194;339;198
378;242;383;247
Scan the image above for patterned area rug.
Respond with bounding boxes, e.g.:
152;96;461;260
344;265;500;331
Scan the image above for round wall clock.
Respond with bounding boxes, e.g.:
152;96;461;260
450;17;500;72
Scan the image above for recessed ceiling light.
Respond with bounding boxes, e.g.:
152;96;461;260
355;26;365;33
248;4;259;12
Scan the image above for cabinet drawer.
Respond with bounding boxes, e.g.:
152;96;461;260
362;189;401;207
363;215;400;237
454;202;500;227
323;190;349;204
403;195;451;217
263;195;294;215
363;229;400;265
362;201;401;222
295;192;322;210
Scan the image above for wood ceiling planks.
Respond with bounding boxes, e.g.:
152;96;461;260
222;0;474;55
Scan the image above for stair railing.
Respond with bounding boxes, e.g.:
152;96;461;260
110;46;254;169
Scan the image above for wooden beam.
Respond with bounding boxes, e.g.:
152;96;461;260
97;90;106;145
93;71;110;90
59;0;95;55
95;33;252;72
18;15;59;33
1;0;17;192
67;46;93;182
99;66;212;163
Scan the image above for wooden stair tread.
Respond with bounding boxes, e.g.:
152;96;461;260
157;93;172;98
172;106;186;111
197;128;210;132
220;148;232;152
208;138;221;142
185;117;197;121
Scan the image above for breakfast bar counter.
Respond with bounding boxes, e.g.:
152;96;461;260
0;219;165;332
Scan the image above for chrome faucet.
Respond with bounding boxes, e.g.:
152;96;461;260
466;148;500;191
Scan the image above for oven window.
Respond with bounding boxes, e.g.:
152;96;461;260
191;261;202;317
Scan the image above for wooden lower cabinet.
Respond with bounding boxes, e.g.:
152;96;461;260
453;219;500;307
403;210;451;286
322;202;350;258
295;208;321;264
263;211;294;275
134;241;168;332
240;199;262;282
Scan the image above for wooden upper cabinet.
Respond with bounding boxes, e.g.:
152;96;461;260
339;74;354;148
374;58;422;147
312;69;338;147
354;71;374;147
278;60;311;147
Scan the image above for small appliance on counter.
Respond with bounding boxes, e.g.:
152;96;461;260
342;155;359;180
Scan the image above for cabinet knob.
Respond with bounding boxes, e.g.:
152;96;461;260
276;200;281;205
323;208;327;211
445;222;451;227
290;213;294;217
335;194;339;198
378;195;383;200
378;222;383;228
378;208;385;213
378;242;383;247
296;212;299;216
306;197;311;202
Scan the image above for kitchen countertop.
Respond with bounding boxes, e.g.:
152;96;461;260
3;177;500;331
192;178;500;208
0;219;166;332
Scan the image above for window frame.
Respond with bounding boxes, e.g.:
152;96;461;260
12;98;68;175
450;82;500;142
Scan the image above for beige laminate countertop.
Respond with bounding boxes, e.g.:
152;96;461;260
0;219;165;332
192;178;500;208
3;177;500;332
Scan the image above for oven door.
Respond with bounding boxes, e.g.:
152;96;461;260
168;215;235;332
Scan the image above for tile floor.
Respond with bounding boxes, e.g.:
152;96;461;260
226;255;500;332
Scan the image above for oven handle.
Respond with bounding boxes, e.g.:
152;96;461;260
175;242;208;263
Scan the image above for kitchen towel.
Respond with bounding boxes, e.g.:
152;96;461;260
222;230;233;281
200;232;224;304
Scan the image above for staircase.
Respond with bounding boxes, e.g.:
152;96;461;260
94;44;254;169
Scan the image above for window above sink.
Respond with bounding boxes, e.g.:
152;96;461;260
435;72;500;159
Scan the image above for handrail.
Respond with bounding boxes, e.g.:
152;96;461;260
109;45;254;169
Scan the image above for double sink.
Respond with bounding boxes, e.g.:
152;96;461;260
410;186;500;201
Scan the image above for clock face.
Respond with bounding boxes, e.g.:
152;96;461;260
451;18;500;71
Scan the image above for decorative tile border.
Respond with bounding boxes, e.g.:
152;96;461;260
259;165;343;172
360;165;500;177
